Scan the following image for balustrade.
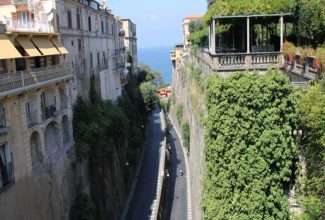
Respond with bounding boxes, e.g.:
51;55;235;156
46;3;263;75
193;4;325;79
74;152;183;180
0;64;72;96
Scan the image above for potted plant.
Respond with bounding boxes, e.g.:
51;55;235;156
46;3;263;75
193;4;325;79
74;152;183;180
315;47;325;72
282;41;296;65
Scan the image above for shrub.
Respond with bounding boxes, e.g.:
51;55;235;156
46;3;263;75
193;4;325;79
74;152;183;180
176;104;184;124
182;122;190;149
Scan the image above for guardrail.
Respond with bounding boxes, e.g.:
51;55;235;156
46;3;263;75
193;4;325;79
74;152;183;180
150;109;167;220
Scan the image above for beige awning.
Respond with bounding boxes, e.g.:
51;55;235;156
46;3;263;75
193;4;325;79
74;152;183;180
50;37;69;54
0;34;22;59
16;36;42;57
31;37;61;56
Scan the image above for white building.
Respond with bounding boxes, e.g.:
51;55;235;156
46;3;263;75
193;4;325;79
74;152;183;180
121;19;138;75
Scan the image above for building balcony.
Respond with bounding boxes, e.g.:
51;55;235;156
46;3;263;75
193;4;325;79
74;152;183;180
6;20;53;33
0;63;73;97
120;69;128;86
170;50;176;60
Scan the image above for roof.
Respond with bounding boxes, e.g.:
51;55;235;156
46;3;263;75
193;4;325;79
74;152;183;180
183;15;203;20
213;13;292;19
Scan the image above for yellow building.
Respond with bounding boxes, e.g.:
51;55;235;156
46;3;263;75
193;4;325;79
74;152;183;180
0;23;77;220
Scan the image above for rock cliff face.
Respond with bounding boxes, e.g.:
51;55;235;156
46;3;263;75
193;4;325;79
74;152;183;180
170;51;207;220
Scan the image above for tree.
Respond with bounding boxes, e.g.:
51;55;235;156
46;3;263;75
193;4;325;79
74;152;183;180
140;82;157;113
297;83;325;219
298;0;325;47
203;70;298;220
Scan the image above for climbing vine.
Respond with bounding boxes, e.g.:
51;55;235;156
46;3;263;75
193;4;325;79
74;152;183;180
203;70;299;219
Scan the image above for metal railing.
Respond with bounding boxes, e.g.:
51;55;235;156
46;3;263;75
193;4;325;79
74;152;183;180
0;63;73;96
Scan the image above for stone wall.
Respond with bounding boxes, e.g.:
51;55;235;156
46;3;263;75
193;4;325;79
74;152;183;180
170;51;206;220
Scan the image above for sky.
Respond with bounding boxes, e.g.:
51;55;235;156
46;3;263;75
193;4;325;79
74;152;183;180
107;0;207;48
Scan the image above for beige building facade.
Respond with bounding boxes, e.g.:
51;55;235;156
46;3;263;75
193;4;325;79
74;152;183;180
0;1;135;219
121;19;138;75
0;22;79;219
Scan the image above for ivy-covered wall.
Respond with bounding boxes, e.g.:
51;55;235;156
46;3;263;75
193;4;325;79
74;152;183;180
203;71;299;219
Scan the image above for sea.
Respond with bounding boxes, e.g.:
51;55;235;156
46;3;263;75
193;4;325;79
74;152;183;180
138;46;173;84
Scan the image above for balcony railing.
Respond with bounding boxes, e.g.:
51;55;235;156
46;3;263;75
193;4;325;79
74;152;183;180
285;56;319;80
6;20;53;33
210;52;282;71
0;63;73;97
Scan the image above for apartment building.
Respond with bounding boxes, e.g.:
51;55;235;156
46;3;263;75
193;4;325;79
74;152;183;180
0;0;129;102
121;19;138;75
0;22;77;219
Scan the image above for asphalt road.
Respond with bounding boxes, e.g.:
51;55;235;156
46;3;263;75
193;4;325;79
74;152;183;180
164;116;187;220
126;107;164;220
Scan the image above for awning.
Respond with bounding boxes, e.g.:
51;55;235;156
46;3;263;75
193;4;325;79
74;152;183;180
50;37;69;54
16;36;42;57
0;34;22;59
31;37;61;56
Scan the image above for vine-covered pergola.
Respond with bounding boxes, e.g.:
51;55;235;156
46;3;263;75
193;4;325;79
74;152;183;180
208;13;292;54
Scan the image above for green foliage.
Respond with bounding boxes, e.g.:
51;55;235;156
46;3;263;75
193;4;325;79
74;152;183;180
203;70;298;220
176;104;184;124
70;193;96;220
297;83;325;219
73;72;148;219
158;98;169;113
298;0;325;47
139;64;164;86
189;19;206;33
140;82;158;113
188;18;209;46
188;27;209;47
204;0;296;23
182;122;190;148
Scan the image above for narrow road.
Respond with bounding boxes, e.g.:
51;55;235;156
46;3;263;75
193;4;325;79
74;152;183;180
164;117;187;220
126;107;164;220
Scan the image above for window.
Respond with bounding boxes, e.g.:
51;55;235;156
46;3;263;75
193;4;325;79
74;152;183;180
0;106;6;128
90;53;93;69
103;52;106;65
78;39;82;52
76;10;80;30
97;52;100;68
0;144;14;191
17;12;29;27
101;21;104;33
67;10;72;29
88;16;92;31
0;60;7;74
56;14;60;28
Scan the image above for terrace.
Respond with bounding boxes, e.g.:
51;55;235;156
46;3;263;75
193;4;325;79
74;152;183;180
207;13;291;71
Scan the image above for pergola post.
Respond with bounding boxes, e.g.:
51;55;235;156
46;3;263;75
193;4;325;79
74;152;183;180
280;16;284;51
210;18;216;54
246;17;250;53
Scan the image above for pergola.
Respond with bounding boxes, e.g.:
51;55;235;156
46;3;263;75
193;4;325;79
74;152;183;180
208;13;292;55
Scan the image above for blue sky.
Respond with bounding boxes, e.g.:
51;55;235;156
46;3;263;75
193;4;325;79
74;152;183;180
108;0;207;48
